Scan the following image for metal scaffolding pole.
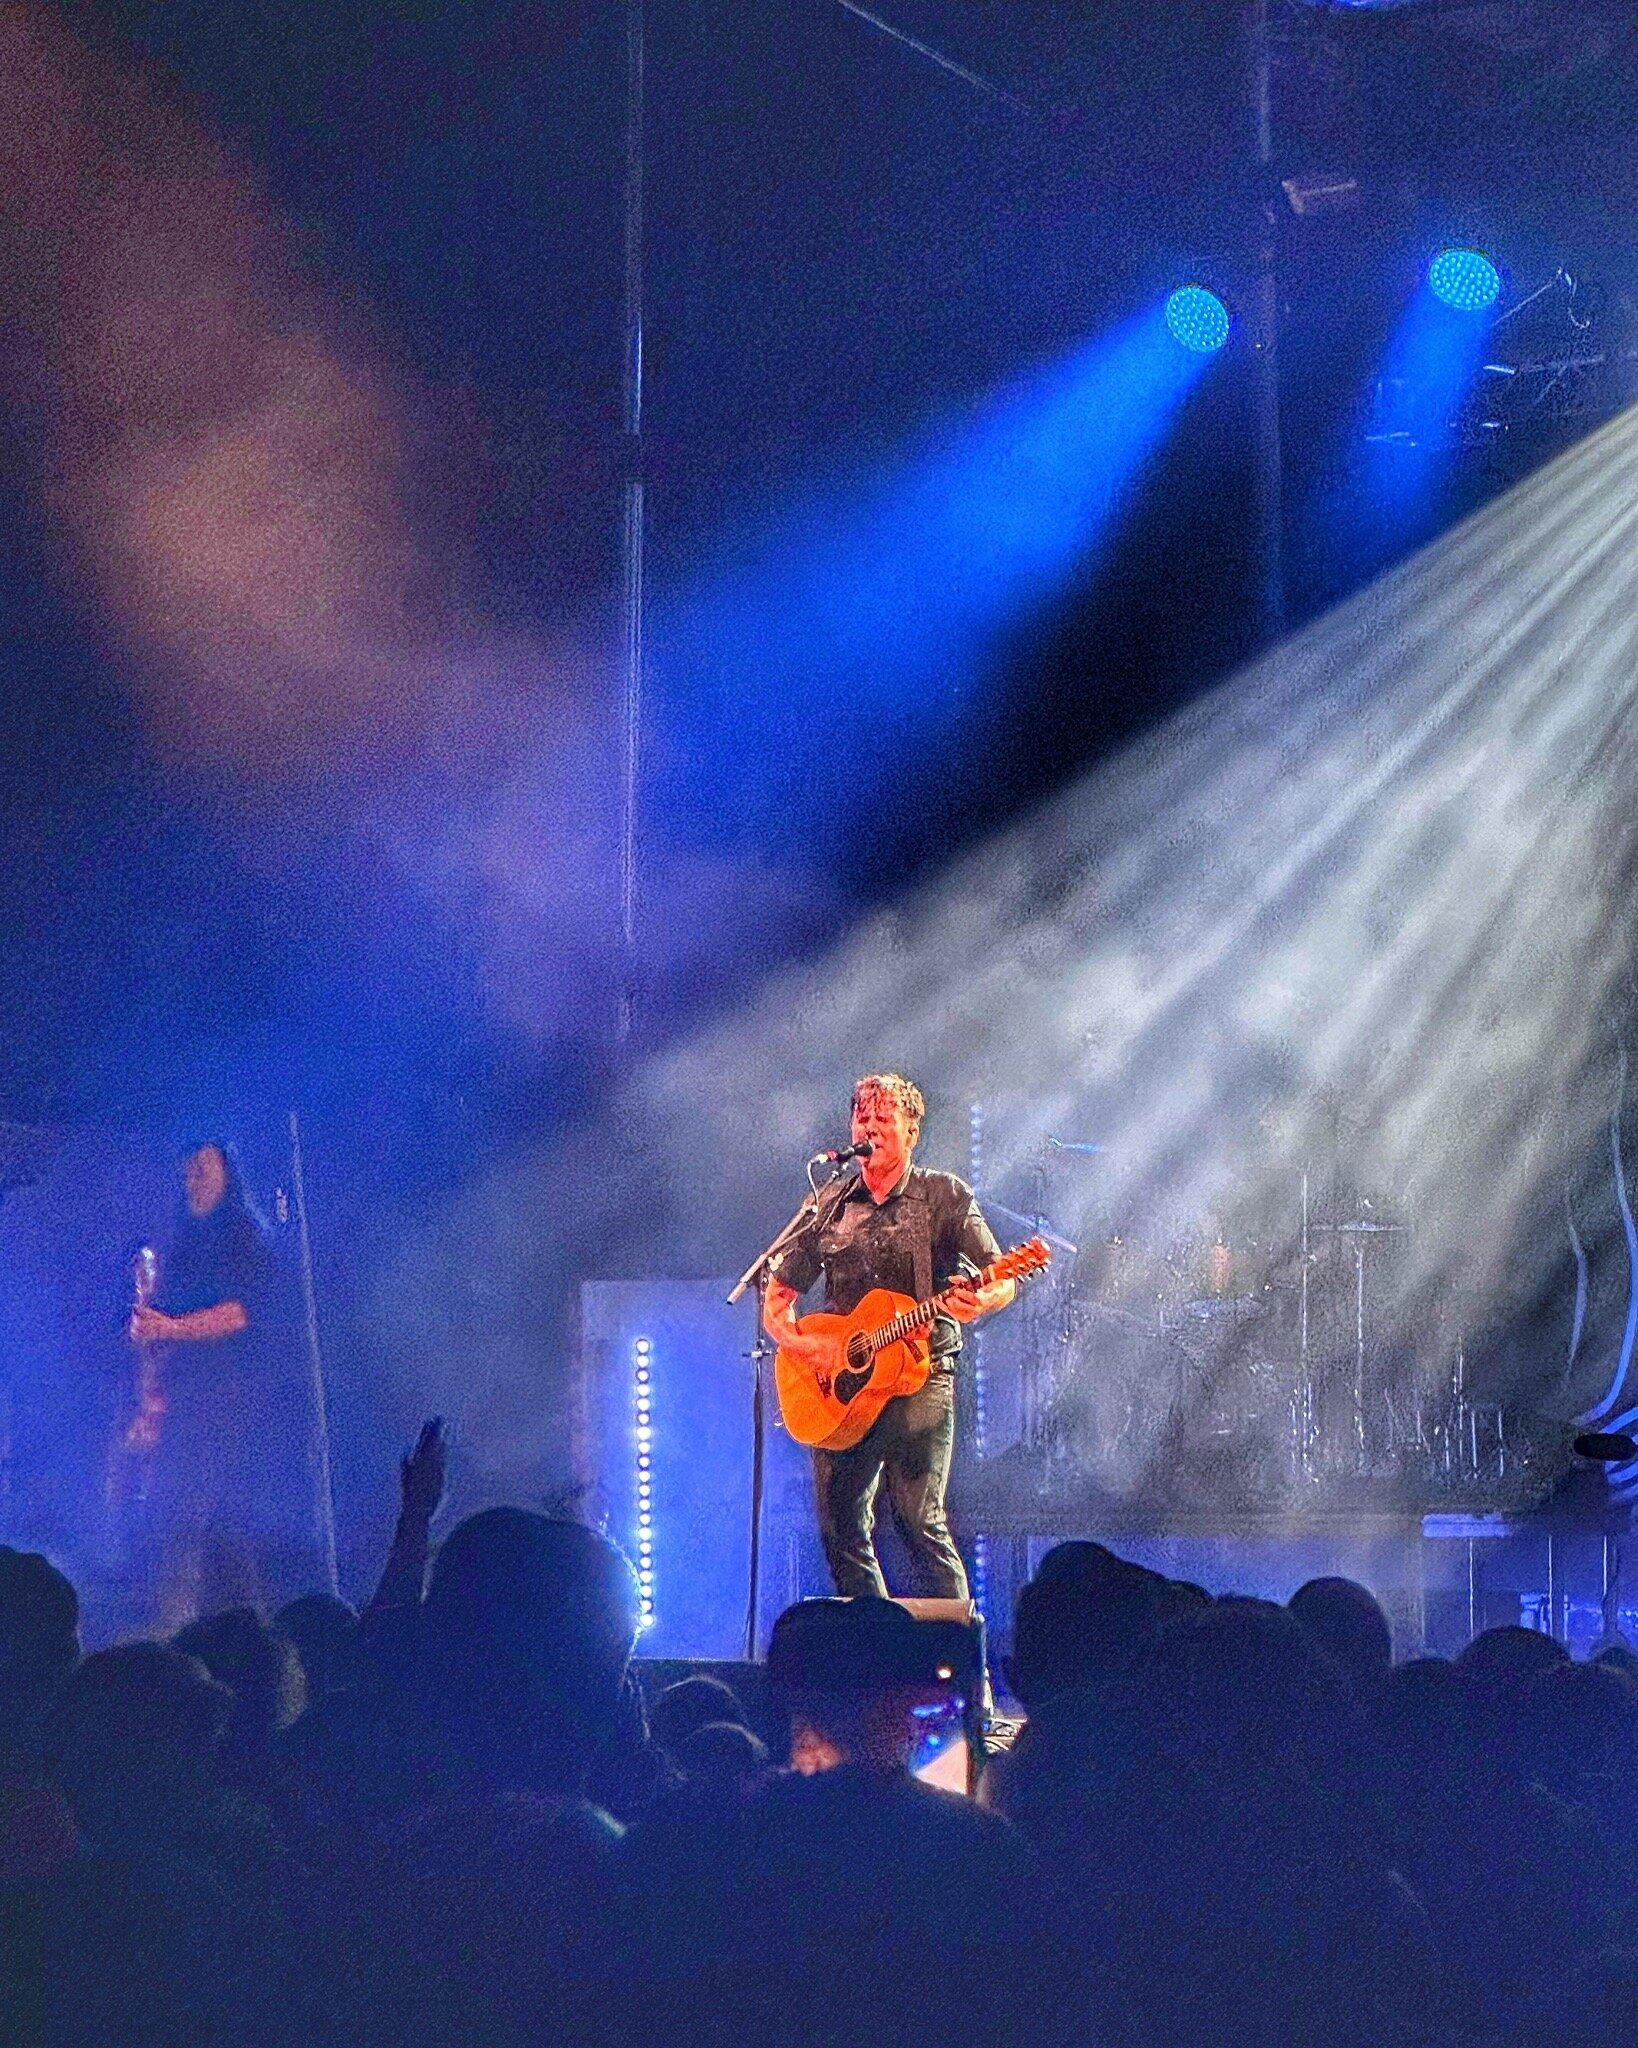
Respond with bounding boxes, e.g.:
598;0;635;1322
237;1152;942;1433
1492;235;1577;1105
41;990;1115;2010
1247;0;1287;647
618;0;647;1046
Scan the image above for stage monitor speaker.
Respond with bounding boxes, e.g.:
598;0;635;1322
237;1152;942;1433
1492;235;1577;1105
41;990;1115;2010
894;1596;977;1624
892;1595;987;1705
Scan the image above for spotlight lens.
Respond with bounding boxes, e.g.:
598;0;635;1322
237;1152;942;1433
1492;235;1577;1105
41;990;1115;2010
1428;248;1500;313
1165;285;1230;355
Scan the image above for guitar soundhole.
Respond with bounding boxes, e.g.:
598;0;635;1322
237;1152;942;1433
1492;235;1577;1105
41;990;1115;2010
833;1332;876;1408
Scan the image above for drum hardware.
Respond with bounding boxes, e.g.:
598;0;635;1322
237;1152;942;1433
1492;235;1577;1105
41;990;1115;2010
1297;1166;1317;1486
980;1142;1493;1512
1308;1208;1409;1478
979;1199;1080;1264
976;1190;1079;1457
1179;1294;1268;1324
1426;1329;1512;1494
1430;1331;1474;1488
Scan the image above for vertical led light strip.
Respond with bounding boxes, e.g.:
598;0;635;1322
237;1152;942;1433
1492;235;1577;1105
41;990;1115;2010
968;1101;989;1618
633;1335;655;1627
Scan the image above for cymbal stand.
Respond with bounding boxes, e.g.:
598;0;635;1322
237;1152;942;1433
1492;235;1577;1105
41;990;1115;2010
1351;1228;1369;1475
1437;1330;1472;1487
1383;1324;1433;1471
743;1297;772;1659
1022;1150;1051;1453
1295;1167;1320;1485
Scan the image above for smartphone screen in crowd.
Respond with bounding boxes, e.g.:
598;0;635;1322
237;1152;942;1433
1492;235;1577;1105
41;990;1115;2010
911;1691;972;1794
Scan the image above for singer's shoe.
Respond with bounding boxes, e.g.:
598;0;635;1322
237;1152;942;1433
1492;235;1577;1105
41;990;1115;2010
980;1713;1025;1756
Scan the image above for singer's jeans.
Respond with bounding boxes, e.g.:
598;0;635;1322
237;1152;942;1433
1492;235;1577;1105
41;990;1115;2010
812;1370;970;1601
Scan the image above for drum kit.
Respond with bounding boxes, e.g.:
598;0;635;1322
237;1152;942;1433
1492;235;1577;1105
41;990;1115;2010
984;1139;1505;1511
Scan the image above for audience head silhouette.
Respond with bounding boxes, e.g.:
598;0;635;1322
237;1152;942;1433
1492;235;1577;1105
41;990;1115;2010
274;1591;359;1700
1128;1595;1352;1788
1007;1548;1160;1708
767;1596;936;1772
174;1606;307;1760
0;1545;79;1753
672;1718;770;1788
46;1643;230;1835
419;1510;640;1793
648;1671;749;1755
1288;1575;1394;1699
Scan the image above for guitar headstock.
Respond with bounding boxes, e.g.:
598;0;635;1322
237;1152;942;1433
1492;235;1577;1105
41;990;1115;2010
132;1244;158;1308
991;1235;1052;1285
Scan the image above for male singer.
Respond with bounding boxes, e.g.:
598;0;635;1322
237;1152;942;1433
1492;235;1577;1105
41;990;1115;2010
762;1074;1015;1599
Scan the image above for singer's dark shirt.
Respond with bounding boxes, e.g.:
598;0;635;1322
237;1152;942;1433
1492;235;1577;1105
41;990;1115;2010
773;1165;1002;1364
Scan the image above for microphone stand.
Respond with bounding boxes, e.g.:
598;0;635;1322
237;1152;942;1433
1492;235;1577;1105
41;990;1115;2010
727;1159;848;1660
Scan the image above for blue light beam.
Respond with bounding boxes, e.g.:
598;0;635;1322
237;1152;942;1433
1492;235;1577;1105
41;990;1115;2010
1378;281;1499;458
651;307;1223;843
1343;255;1505;576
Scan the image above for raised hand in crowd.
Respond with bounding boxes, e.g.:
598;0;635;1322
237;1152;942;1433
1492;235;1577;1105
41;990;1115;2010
368;1416;450;1615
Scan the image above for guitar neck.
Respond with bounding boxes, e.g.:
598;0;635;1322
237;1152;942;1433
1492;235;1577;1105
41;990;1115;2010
873;1264;1001;1354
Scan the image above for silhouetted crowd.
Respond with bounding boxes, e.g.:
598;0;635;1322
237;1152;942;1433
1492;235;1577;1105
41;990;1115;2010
4;1432;1638;2048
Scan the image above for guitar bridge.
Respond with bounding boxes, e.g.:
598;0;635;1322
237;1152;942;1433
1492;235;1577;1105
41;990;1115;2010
835;1365;874;1406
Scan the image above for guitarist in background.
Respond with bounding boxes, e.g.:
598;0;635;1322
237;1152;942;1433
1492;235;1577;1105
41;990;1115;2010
127;1141;310;1620
763;1074;1016;1602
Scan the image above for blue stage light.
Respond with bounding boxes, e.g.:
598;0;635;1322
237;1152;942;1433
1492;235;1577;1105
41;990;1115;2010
1164;286;1231;355
633;1335;654;1628
1428;249;1501;314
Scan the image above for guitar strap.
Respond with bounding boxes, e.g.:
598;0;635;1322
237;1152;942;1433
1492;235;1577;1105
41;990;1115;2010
907;1172;935;1306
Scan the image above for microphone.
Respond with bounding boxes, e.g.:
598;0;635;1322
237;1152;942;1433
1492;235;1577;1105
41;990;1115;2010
815;1140;874;1163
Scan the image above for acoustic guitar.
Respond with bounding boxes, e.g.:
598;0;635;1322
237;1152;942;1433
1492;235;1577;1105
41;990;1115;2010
775;1237;1051;1451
